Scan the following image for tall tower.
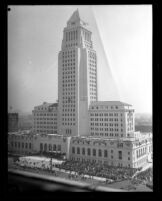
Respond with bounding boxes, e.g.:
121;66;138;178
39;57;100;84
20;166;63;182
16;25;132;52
58;9;97;136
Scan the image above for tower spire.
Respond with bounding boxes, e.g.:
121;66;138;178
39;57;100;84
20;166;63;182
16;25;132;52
67;9;88;27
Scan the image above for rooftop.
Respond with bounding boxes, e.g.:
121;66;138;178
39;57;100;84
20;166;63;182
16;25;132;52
71;136;136;142
35;102;58;108
90;101;132;106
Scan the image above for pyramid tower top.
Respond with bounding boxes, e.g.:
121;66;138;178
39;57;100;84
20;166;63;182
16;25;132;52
67;9;88;27
68;9;80;22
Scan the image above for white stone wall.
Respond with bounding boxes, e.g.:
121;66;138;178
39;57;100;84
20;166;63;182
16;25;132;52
69;137;134;168
89;103;135;139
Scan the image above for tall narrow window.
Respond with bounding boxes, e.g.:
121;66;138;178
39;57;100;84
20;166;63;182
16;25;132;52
118;151;122;160
93;149;96;156
66;32;67;41
72;147;75;154
82;148;85;155
40;143;43;151
104;150;108;157
53;144;56;151
99;149;102;157
87;148;91;156
76;30;78;40
71;31;72;40
58;145;61;151
74;31;76;40
77;147;80;154
49;144;52;151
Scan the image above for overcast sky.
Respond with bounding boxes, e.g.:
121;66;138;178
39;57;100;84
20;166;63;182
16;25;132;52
8;5;152;114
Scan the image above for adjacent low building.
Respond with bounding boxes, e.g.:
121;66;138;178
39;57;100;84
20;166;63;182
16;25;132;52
32;102;58;135
89;101;135;139
8;131;152;168
69;133;152;168
8;132;33;155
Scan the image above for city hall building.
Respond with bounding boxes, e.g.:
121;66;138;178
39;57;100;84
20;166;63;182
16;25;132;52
8;10;152;169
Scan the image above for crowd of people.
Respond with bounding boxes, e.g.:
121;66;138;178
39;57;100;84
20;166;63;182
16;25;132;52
55;159;138;182
131;168;153;188
9;156;153;190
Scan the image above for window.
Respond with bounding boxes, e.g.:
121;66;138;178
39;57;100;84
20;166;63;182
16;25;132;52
77;147;80;154
40;143;43;151
72;147;75;154
104;150;108;157
93;149;96;156
58;145;61;151
53;144;56;151
118;151;122;160
98;149;102;157
87;148;91;156
49;144;52;151
82;148;85;155
44;144;47;152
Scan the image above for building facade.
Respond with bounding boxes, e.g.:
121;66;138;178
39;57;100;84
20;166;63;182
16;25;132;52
8;132;152;168
32;102;58;135
69;133;152;168
8;132;33;155
89;101;135;139
58;9;97;137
